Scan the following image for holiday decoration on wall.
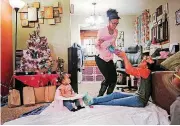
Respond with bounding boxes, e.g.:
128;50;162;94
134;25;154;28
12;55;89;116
18;24;52;72
19;1;63;27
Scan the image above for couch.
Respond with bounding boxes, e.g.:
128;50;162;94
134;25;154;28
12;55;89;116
151;71;180;114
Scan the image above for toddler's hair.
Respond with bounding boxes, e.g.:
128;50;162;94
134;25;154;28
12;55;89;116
57;72;68;83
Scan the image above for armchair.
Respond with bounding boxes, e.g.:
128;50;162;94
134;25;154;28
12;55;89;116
115;45;143;91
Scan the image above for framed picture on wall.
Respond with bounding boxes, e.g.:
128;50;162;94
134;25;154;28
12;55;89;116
44;7;53;19
21;20;28;27
175;9;180;25
55;17;61;23
53;2;59;8
33;2;40;8
116;31;124;48
58;7;63;14
38;11;44;19
53;10;59;17
152;12;157;24
38;19;44;24
156;5;163;17
20;13;28;20
29;22;35;28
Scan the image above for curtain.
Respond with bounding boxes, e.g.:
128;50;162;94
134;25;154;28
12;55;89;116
134;10;150;44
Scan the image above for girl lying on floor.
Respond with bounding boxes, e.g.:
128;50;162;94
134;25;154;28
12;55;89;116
83;51;154;107
57;72;85;112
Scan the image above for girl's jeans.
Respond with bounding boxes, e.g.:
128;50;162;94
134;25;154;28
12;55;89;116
92;92;144;107
63;99;81;110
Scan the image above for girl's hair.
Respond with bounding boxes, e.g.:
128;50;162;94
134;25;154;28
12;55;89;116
57;72;68;83
107;9;120;20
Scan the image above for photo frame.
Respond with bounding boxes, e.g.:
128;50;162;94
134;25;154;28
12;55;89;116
38;11;44;19
58;7;63;14
44;7;53;19
175;9;180;25
39;19;44;24
21;20;29;27
20;13;28;20
53;2;59;8
48;19;55;25
33;2;40;8
117;31;124;47
152;12;157;24
55;17;61;23
53;10;59;17
29;22;35;28
156;5;163;17
28;7;37;21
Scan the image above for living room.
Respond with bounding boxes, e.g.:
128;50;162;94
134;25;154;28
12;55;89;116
1;0;180;125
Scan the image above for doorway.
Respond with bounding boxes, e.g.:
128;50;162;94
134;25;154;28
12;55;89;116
80;30;104;83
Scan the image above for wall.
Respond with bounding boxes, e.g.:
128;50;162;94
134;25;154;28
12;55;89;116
71;15;136;48
168;0;180;43
15;0;71;71
116;15;137;47
147;0;180;44
1;0;13;96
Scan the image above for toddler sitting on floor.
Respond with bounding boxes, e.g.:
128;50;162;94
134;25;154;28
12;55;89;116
57;72;85;112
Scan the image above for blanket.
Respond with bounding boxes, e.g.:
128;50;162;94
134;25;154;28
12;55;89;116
4;102;170;125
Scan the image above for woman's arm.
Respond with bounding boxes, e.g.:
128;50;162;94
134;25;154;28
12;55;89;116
117;51;151;79
95;29;104;50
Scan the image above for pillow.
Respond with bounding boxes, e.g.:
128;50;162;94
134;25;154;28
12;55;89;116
161;51;180;71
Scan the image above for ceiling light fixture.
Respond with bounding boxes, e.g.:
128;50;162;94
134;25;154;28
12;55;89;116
85;2;104;26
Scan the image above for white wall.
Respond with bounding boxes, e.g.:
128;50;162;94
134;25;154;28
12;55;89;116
71;15;137;47
117;15;137;47
70;15;86;45
168;0;180;44
146;0;180;44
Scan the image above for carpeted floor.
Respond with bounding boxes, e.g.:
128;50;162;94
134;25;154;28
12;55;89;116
1;81;134;125
1;103;48;125
1;82;101;125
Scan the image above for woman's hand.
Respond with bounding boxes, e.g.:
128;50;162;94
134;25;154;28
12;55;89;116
116;51;127;59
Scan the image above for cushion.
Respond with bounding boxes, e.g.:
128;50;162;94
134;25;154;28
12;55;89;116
161;51;180;71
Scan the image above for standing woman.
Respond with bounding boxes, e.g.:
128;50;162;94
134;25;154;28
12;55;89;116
95;9;120;96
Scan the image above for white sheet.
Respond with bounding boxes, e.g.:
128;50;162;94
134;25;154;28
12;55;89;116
4;102;170;125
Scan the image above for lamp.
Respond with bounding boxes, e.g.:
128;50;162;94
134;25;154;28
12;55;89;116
85;2;104;26
9;0;25;69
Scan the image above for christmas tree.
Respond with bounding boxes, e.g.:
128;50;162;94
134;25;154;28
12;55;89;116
18;24;52;72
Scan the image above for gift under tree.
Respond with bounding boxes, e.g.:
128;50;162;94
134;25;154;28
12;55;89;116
18;25;52;72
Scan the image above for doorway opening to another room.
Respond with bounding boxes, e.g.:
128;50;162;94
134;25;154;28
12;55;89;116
80;30;104;83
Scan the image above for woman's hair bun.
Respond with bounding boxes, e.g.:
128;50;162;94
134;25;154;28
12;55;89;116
107;9;120;20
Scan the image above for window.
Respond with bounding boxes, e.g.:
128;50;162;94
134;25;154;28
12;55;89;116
83;38;96;57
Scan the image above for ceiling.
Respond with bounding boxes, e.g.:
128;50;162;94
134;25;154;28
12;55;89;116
71;0;150;16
